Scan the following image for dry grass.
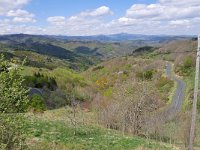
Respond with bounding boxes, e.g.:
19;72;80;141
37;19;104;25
26;107;97;125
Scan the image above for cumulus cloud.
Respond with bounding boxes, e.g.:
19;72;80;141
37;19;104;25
126;3;200;21
47;6;112;25
47;16;66;26
7;9;34;18
43;1;200;36
1;1;200;35
45;6;112;35
0;0;30;15
12;17;36;23
0;0;36;24
0;24;45;35
80;6;113;17
109;0;200;35
6;9;36;23
159;0;200;6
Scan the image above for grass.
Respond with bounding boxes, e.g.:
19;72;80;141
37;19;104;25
24;110;173;150
25;120;139;150
180;71;200;149
167;81;177;105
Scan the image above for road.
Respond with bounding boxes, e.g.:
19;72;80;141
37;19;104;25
160;63;186;121
147;63;186;125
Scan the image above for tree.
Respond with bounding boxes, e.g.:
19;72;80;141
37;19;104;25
99;79;161;135
0;55;29;113
0;54;29;149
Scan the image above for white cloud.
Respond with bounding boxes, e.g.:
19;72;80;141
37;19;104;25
45;6;112;35
7;9;34;18
126;3;200;21
46;6;112;26
44;1;200;36
170;20;190;26
13;17;36;23
0;0;30;15
1;2;200;35
0;0;36;24
47;16;66;26
80;6;113;17
6;9;36;23
108;0;200;35
159;0;200;6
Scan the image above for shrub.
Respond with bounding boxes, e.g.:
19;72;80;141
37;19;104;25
136;70;155;80
30;94;46;112
175;55;195;76
46;89;67;109
0;114;28;150
103;87;113;98
0;55;28;149
0;54;29;113
92;65;104;71
96;77;109;89
183;56;194;68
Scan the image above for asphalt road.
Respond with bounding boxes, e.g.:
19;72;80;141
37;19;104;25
161;63;186;121
147;63;186;125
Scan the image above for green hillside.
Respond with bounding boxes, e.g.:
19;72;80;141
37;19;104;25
1;37;200;149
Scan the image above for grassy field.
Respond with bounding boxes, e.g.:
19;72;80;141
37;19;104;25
24;108;174;150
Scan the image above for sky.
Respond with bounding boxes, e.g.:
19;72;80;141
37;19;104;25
0;0;200;36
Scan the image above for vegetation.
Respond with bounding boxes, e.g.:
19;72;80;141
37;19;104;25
133;46;155;56
0;55;29;149
0;55;29;113
25;72;57;90
24;108;173;150
175;55;195;76
136;69;155;80
30;94;46;112
156;77;174;102
0;114;27;150
0;37;200;149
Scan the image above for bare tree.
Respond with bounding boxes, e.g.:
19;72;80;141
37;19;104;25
99;80;162;136
67;95;79;136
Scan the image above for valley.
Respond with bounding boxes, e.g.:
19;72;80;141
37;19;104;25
0;34;200;150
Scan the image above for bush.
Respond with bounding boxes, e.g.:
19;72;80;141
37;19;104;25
30;94;46;112
0;114;28;149
175;56;195;76
46;89;67;109
136;70;155;80
183;56;194;68
92;65;104;71
0;55;29;149
0;54;29;113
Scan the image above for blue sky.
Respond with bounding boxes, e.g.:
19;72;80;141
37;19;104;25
0;0;200;35
25;0;156;19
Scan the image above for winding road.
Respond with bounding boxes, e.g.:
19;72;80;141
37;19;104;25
147;63;186;127
160;63;186;121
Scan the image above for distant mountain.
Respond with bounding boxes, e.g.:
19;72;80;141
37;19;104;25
48;33;193;42
0;34;163;60
0;34;97;70
0;34;194;70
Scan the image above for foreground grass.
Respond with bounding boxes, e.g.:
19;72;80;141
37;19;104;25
23;109;173;150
